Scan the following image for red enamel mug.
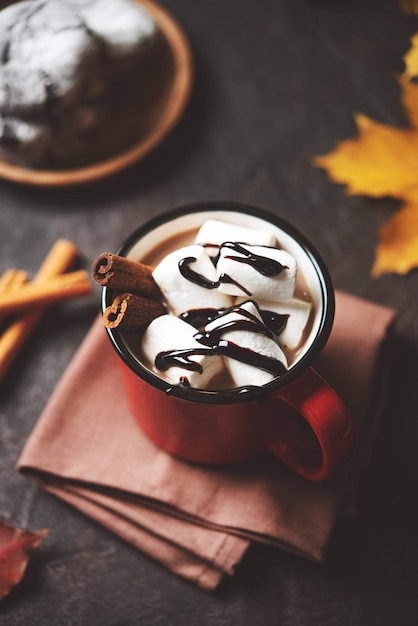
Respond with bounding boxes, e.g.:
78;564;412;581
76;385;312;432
103;202;353;482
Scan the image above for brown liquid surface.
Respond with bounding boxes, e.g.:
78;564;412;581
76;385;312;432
141;228;197;267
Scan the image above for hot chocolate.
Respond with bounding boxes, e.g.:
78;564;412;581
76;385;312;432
119;213;318;392
95;205;353;481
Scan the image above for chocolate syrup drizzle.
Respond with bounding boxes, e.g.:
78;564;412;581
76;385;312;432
156;304;288;382
155;242;292;389
178;241;288;297
156;340;286;378
181;305;289;336
219;241;287;276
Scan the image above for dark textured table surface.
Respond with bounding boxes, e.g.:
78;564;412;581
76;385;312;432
2;0;418;624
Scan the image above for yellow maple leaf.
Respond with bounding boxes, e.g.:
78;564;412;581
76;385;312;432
403;32;418;77
315;112;418;199
315;78;418;197
314;77;418;276
373;191;418;276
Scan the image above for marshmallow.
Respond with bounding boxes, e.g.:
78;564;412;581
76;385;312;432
240;297;312;351
195;219;276;255
141;314;224;389
152;244;233;316
216;243;297;302
204;301;288;387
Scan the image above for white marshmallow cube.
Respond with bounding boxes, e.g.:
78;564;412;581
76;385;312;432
242;297;312;351
141;315;224;389
195;219;276;255
205;301;288;387
152;244;233;316
216;244;297;302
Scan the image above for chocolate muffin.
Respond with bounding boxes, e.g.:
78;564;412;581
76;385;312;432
0;0;170;168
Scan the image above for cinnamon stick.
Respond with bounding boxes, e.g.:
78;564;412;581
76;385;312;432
0;269;29;291
0;270;92;318
92;253;161;300
103;293;165;332
0;240;80;385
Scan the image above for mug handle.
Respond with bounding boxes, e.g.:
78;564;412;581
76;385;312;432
265;368;354;482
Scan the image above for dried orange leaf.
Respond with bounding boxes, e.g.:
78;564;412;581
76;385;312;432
314;112;418;198
0;519;48;601
372;194;418;276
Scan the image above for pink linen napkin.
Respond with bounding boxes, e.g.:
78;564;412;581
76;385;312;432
17;291;396;590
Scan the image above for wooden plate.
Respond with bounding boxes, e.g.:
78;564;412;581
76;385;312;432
0;0;193;186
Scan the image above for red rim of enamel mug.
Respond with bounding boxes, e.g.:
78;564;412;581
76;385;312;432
102;201;335;405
